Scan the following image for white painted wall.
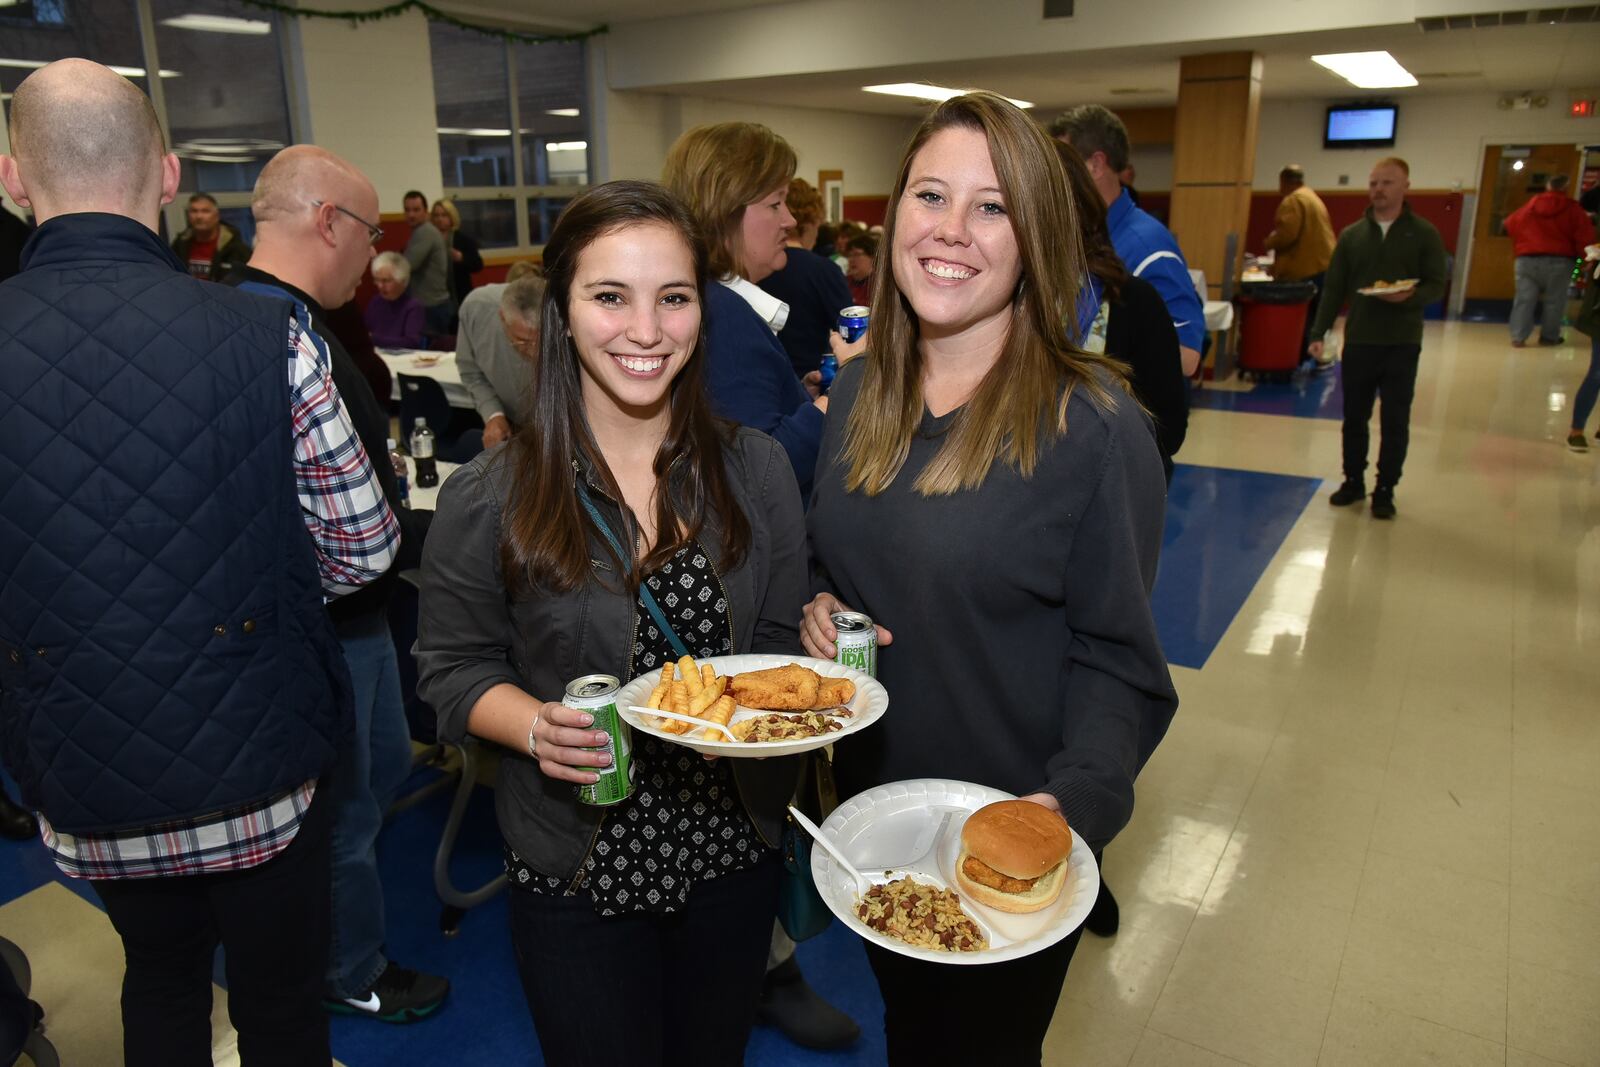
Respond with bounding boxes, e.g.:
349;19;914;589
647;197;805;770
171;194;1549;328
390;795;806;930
605;90;918;196
294;8;441;210
1253;94;1600;191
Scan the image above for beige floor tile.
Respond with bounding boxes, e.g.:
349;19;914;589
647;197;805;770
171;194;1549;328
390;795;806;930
1184;894;1351;991
1129;1029;1252;1066
1507;961;1600;1067
1369;777;1512;885
1235;772;1380;856
1386;715;1513;799
1508;886;1600;981
1100;793;1236;943
1061;919;1186;1026
1507;1048;1582;1067
1147;948;1333;1067
1336;918;1508;1044
1352;850;1510;954
1043;994;1145;1067
1509;778;1600;906
1137;716;1273;813
1318;989;1507;1067
1202;825;1365;916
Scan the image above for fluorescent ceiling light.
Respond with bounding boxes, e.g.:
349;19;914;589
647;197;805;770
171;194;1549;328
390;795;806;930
187;154;257;163
863;83;1034;109
0;58;178;77
546;141;587;152
160;14;271;34
436;126;511;136
1310;51;1417;89
546;108;581;118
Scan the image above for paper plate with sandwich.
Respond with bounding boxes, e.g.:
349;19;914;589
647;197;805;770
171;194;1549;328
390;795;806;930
615;653;886;757
808;780;1100;964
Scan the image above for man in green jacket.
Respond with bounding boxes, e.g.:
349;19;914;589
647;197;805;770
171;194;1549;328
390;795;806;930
1308;157;1448;519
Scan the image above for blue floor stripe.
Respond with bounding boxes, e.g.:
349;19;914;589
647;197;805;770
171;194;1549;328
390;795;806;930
1154;464;1324;669
1191;370;1343;420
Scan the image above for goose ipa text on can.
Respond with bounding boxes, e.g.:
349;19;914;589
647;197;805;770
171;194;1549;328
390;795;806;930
565;674;633;806
830;611;877;677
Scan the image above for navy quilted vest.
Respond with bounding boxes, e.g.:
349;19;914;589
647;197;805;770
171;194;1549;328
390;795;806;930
0;214;351;834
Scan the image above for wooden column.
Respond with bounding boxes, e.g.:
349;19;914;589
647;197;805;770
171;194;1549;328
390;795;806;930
1168;52;1261;300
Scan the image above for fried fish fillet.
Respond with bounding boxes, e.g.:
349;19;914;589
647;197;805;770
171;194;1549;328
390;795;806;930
815;677;855;708
729;665;821;710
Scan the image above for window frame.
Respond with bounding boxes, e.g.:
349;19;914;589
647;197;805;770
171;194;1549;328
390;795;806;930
436;34;592;256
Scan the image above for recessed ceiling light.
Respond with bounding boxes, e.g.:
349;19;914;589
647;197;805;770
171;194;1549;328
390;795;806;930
1311;51;1417;89
436;127;511;137
863;83;1034;109
160;14;271;35
545;108;581;118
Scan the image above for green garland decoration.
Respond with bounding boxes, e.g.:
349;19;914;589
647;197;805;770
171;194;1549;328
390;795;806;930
236;0;607;45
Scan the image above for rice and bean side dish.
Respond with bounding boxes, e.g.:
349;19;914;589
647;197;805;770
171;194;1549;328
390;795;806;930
856;876;988;952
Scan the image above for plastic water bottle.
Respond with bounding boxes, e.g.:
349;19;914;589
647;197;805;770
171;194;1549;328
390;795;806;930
411;418;439;489
387;437;411;509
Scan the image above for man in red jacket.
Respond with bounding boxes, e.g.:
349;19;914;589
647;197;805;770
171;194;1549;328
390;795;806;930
1504;174;1595;346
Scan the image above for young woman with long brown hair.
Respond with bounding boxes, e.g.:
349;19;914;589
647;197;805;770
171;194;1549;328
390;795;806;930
800;92;1179;1065
415;180;807;1066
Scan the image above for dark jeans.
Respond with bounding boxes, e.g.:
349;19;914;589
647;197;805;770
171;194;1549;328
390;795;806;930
91;781;335;1067
1340;342;1421;488
1572;333;1600;432
865;923;1083;1066
1300;271;1326;356
508;851;780;1067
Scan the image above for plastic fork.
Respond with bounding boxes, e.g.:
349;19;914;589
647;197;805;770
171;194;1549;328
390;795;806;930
626;705;738;742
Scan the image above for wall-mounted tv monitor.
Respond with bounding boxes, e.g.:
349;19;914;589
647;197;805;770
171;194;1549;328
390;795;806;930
1325;104;1398;148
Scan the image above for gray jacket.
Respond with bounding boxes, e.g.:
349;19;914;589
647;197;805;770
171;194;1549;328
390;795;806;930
404;222;451;307
456;283;535;428
415;428;807;883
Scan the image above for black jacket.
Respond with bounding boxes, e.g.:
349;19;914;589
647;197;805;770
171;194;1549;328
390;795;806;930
171;222;253;283
1105;274;1189;478
0;207;32;282
447;231;483;307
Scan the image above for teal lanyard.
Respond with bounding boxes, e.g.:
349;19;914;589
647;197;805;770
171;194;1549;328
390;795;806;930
576;481;691;660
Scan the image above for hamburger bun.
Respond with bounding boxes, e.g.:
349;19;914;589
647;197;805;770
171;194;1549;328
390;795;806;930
954;800;1072;915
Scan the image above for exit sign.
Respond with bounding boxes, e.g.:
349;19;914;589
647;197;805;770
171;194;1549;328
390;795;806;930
1573;99;1596;118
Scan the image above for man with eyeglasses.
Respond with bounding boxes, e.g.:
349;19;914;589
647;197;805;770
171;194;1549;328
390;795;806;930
453;274;544;452
402;190;453;337
232;145;451;1025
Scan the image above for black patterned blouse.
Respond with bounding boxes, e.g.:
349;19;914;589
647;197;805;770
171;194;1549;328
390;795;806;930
506;541;767;915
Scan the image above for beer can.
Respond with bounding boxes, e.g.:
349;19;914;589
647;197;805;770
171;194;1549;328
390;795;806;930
830;611;877;677
838;306;870;344
565;674;634;806
819;353;838;390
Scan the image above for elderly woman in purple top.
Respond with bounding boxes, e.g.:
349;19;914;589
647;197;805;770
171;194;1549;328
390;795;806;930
363;250;426;349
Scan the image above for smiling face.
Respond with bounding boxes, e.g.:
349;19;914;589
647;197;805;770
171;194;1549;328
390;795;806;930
737;182;794;283
568;221;701;423
892;125;1022;343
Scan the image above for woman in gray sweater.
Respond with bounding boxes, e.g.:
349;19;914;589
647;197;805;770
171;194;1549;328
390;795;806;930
801;93;1178;1066
415;181;806;1066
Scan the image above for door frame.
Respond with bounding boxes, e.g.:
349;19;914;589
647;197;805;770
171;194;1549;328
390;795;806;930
1459;139;1586;305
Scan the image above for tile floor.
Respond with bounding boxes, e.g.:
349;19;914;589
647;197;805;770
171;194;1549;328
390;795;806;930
2;320;1597;1066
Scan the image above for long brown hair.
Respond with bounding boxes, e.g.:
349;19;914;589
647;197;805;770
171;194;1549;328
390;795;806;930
661;122;796;279
839;91;1129;497
499;180;750;593
1054;139;1128;303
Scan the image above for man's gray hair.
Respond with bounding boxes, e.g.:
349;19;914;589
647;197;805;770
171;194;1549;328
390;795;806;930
1280;165;1306;185
1048;105;1130;173
371;250;410;286
500;274;546;321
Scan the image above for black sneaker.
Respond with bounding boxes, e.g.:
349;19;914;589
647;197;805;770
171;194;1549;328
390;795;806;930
1568;431;1589;452
1329;481;1366;507
757;956;860;1050
326;962;449;1023
1371;488;1396;520
1085;879;1120;937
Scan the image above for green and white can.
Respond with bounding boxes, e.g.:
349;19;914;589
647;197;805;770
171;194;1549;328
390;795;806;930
566;674;633;806
830;611;877;678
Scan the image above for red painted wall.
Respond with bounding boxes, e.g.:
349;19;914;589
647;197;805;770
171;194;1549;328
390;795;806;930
1245;190;1463;256
842;196;889;227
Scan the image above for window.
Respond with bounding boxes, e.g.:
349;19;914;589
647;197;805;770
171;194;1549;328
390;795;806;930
150;0;294;193
0;0;298;241
429;23;589;253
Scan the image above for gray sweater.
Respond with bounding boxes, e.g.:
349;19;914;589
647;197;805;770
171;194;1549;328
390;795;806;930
456;283;535;427
808;360;1177;850
404;222;451;307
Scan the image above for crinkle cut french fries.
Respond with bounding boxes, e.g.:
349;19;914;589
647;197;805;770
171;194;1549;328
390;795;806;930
646;654;730;737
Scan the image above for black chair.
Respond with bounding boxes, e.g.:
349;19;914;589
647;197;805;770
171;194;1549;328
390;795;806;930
0;938;59;1067
397;374;483;464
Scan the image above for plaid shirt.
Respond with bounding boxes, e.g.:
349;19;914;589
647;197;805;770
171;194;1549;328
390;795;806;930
42;305;400;880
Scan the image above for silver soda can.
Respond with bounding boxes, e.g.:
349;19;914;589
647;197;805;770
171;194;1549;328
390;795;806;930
565;674;633;806
830;611;877;677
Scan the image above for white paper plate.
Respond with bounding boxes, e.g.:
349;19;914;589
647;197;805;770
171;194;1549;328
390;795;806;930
614;654;886;758
810;779;1100;965
1358;279;1418;296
